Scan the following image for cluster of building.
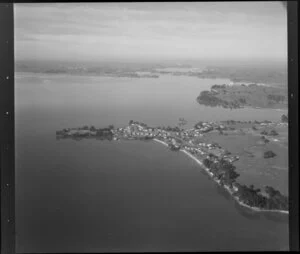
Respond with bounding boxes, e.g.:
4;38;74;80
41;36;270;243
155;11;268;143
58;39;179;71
113;123;166;139
178;129;203;139
55;118;288;212
56;120;240;165
194;122;215;133
182;145;206;155
119;122;239;164
222;155;240;163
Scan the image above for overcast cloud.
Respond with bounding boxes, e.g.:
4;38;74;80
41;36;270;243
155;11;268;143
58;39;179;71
14;2;287;63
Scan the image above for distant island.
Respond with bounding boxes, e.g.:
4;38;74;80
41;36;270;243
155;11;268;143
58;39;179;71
56;117;289;214
15;61;161;79
196;65;287;86
197;84;288;109
15;61;287;86
44;69;159;79
150;64;287;87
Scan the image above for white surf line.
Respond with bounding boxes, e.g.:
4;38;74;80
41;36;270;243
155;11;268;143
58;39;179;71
152;138;289;214
181;149;289;214
153;138;169;147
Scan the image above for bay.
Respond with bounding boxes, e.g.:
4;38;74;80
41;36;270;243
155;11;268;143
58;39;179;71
15;73;288;252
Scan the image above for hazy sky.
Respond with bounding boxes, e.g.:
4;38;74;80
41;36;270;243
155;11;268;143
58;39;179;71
14;2;287;63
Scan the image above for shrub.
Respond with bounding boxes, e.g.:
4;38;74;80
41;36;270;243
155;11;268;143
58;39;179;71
264;150;276;158
281;114;288;123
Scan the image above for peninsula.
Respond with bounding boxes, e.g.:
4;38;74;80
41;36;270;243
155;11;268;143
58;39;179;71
56;117;289;214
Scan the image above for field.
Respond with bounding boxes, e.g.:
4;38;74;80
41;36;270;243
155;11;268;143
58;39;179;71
201;122;288;195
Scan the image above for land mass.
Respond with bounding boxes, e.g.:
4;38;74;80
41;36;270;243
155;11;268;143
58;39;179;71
197;84;287;109
15;61;287;86
150;64;287;87
56;116;289;214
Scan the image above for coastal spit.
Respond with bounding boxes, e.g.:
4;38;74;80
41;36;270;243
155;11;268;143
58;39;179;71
56;117;289;214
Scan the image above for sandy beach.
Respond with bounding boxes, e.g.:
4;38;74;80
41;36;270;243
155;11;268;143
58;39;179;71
153;139;289;215
182;149;289;214
153;138;169;147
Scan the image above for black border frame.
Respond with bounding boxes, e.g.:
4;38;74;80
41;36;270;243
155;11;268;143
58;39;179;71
0;1;298;253
1;3;15;254
287;0;299;251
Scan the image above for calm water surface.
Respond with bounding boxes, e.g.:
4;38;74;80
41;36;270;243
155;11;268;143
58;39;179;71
16;73;288;252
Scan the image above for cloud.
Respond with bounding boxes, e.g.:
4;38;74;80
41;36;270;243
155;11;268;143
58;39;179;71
14;2;287;62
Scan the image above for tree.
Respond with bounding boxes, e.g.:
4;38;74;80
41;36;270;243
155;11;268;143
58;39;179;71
260;130;268;135
265;186;280;198
269;129;278;136
194;121;204;129
223;150;231;156
96;129;103;136
281;114;288;123
264;186;288;210
264;150;276;159
108;124;114;130
223;168;240;187
268;94;285;103
261;136;270;143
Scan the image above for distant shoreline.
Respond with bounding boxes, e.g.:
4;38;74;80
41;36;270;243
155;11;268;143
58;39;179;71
196;84;288;110
153;139;288;215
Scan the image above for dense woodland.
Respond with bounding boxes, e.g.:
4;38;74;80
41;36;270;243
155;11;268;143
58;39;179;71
197;83;287;110
203;157;240;188
234;184;288;211
203;157;288;211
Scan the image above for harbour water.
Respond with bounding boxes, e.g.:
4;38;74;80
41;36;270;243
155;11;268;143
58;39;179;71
15;73;288;252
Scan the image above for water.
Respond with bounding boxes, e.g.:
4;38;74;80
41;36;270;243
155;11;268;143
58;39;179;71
15;73;289;252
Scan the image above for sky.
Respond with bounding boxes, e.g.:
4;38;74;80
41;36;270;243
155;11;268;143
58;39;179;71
14;2;287;64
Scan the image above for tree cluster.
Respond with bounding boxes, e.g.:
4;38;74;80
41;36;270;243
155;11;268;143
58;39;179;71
234;184;288;210
169;144;181;151
211;84;227;89
95;127;113;140
264;150;276;159
260;129;278;136
197;91;227;107
129;120;148;127
267;94;285;103
161;126;181;132
203;158;240;188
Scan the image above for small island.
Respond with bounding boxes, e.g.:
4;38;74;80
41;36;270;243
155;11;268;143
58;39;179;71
197;84;288;109
56;117;289;214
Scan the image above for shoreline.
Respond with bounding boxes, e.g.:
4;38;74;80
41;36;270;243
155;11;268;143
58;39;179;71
195;102;287;111
242;105;287;111
153;138;169;147
153;139;288;215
